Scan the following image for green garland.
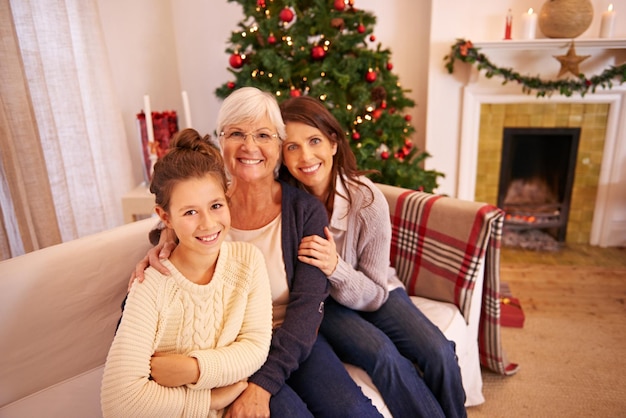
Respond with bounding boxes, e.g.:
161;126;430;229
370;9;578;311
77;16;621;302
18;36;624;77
444;38;626;97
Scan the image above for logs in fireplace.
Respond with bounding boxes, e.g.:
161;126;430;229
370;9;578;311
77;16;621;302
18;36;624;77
497;127;581;242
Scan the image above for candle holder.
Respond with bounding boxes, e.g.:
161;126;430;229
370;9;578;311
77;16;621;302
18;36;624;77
137;111;179;182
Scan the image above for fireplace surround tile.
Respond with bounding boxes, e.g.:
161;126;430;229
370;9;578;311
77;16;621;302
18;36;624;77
476;103;608;244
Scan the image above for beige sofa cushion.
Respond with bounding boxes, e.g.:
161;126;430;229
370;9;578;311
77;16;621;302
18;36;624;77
0;218;155;410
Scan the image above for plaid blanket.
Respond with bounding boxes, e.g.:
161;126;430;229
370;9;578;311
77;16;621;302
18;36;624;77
390;190;519;376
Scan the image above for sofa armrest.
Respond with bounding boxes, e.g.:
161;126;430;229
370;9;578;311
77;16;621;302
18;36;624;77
375;183;518;376
0;218;156;408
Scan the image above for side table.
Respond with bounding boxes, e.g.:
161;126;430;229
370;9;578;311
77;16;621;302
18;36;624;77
121;183;155;223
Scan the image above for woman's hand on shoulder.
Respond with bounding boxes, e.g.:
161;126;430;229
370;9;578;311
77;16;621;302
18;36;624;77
297;226;339;276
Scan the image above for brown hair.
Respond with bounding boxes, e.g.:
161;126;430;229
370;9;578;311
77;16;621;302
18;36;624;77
150;128;228;213
279;96;376;215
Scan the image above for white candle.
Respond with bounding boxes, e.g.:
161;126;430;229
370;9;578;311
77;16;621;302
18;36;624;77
181;90;192;129
521;8;537;40
600;4;616;38
143;94;155;144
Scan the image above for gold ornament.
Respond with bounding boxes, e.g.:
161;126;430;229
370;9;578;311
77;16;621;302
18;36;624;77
554;42;590;77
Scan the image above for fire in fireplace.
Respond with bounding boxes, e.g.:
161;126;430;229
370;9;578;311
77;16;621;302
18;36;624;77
497;127;581;242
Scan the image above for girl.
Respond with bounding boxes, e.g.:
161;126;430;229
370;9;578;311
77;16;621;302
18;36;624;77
101;129;272;417
279;96;467;418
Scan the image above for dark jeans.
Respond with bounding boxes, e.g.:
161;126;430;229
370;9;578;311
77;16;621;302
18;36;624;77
271;333;382;418
320;288;467;418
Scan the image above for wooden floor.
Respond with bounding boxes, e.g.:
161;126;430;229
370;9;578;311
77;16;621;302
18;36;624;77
469;243;626;417
501;243;626;268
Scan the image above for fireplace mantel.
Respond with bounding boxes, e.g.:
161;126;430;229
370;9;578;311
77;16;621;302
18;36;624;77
472;38;626;51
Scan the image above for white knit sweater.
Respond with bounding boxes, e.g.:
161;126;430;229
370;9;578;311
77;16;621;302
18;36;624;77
101;241;273;418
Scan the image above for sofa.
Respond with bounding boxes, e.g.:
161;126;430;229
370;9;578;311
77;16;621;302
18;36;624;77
0;183;509;417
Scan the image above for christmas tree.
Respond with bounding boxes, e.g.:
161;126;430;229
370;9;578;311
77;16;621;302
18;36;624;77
215;0;444;191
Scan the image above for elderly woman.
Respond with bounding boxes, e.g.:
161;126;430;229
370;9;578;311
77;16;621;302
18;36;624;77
131;87;380;417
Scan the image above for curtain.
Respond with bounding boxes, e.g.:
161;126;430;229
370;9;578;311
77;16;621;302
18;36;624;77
0;0;135;260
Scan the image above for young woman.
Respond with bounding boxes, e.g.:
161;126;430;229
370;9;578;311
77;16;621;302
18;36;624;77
102;129;273;417
279;96;467;418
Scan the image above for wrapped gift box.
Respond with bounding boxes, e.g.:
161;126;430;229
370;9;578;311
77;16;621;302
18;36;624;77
500;296;525;328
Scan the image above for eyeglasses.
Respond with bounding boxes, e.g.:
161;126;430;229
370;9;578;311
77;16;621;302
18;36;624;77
219;130;279;145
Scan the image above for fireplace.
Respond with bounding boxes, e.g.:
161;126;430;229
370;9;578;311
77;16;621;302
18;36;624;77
497;127;581;242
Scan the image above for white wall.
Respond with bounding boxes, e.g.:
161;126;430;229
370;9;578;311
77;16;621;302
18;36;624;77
97;0;183;183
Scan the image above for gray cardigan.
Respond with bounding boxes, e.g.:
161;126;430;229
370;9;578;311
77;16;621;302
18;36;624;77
328;175;403;311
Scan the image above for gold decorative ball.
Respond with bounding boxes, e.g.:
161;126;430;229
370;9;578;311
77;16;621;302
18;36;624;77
538;0;593;38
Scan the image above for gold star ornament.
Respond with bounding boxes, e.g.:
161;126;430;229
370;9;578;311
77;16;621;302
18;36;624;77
554;42;590;78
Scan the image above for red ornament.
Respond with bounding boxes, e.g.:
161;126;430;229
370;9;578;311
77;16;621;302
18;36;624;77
229;53;244;69
386;62;393;70
372;108;383;120
227;81;236;89
381;151;389;160
257;0;265;7
404;114;412;122
311;45;326;60
369;35;376;42
268;34;277;44
380;100;387;109
334;0;346;11
279;7;294;23
357;24;365;33
404;138;413;148
365;70;377;83
352;131;361;141
290;88;302;97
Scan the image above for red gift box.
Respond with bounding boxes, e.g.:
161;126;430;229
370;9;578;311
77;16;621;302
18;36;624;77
500;297;525;328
